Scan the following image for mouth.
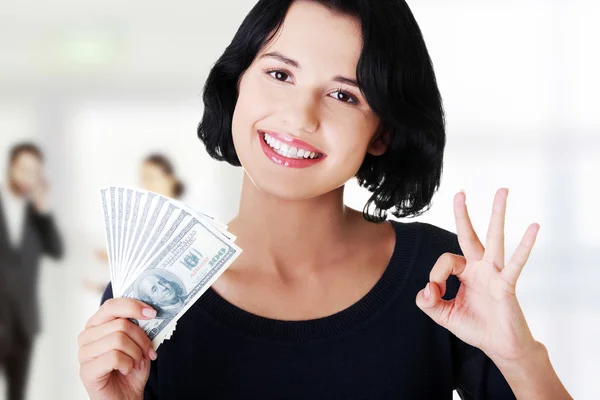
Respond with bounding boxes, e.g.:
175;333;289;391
258;130;326;168
260;131;324;158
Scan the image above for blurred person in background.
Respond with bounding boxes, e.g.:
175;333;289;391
139;153;186;200
84;153;186;294
0;142;63;400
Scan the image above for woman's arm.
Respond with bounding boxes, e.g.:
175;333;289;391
492;341;571;400
415;189;572;399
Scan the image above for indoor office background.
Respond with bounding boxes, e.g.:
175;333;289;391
0;0;598;399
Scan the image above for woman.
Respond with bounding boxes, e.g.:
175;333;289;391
78;1;572;398
138;154;185;200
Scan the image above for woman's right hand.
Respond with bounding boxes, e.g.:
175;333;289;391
78;298;158;400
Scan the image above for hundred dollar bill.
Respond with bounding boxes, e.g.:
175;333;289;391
100;189;115;284
120;214;241;348
120;192;156;288
116;188;124;271
128;197;180;276
120;188;133;274
121;190;144;289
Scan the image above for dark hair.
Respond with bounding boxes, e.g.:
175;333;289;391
198;0;445;222
9;142;44;166
144;153;185;198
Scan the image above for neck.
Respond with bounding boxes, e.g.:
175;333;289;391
229;173;356;274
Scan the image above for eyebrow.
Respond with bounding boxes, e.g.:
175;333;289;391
260;51;360;89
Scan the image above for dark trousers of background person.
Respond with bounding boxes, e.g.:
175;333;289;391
0;195;64;400
1;309;34;400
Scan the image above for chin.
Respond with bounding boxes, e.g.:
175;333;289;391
248;168;346;202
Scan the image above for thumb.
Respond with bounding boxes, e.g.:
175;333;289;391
416;282;454;328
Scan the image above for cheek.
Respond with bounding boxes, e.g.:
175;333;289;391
15;170;34;186
232;73;283;136
324;114;377;158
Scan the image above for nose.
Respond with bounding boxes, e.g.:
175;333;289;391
281;90;320;134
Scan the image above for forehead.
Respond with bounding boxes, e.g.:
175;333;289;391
142;162;165;174
14;152;41;167
261;1;363;74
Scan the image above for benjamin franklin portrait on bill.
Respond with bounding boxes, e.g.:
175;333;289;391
133;269;187;319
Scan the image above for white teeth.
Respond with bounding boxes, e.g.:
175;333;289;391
262;132;321;160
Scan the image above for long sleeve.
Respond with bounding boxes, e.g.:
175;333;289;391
32;211;64;259
452;337;516;399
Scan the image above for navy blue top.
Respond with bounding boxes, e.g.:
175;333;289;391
102;221;515;399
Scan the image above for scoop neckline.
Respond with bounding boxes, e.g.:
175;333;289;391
197;220;420;342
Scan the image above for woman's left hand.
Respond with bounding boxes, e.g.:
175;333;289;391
416;188;540;363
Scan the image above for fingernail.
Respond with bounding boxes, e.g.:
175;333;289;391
149;349;158;361
424;283;431;299
142;308;157;318
460;189;465;194
140;359;146;370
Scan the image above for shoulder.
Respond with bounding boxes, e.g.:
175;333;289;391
389;220;460;256
390;220;462;299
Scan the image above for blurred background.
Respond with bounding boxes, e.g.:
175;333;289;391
0;0;598;398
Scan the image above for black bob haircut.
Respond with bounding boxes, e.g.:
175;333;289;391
198;0;446;222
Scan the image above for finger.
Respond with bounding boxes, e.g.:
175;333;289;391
416;281;456;329
79;331;144;370
484;188;508;267
453;191;484;260
503;223;540;285
80;350;135;383
78;318;155;360
429;253;467;297
86;298;156;329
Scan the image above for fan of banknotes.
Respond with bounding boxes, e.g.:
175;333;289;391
100;186;242;349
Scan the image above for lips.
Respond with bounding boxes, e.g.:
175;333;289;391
259;130;325;156
258;130;326;168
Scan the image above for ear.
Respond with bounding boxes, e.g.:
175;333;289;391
367;127;390;156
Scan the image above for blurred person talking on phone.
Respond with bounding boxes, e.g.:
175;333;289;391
0;142;63;400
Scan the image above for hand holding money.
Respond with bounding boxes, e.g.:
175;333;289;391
97;186;241;349
78;298;156;400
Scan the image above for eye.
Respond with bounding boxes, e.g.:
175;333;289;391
330;90;358;104
267;69;292;83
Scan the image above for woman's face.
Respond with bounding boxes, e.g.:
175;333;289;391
140;162;174;197
231;0;385;201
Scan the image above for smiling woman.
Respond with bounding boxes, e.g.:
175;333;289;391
200;0;444;218
77;1;572;399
